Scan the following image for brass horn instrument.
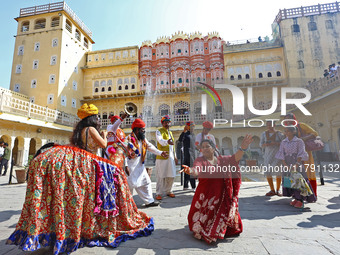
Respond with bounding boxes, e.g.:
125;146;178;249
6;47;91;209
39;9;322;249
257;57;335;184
124;103;137;116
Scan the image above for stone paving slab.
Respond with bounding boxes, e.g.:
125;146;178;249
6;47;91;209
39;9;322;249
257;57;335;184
0;174;339;255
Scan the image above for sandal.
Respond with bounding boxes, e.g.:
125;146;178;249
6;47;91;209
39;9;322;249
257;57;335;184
265;190;276;196
294;200;304;209
276;191;282;197
290;199;297;206
167;193;175;198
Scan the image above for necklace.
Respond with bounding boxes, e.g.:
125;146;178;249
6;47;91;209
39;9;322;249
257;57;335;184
207;156;217;165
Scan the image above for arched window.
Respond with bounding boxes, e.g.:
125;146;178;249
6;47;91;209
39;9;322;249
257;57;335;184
172;80;175;84
117;79;122;85
94;81;99;87
131;84;135;89
125;85;128;90
276;71;281;77
35;19;46;29
131;77;136;83
118;85;122;90
107;80;112;85
245;74;250;79
259;73;263;78
84;38;88;49
65;19;72;33
101;87;105;92
100;80;106;86
95;88;99;93
178;78;182;83
75;29;81;41
230;75;234;80
197;77;201;81
21;21;29;32
308;22;317;31
238;75;242;80
298;61;304;69
108;87;112;91
186;79;189;83
267;72;272;77
51;17;60;27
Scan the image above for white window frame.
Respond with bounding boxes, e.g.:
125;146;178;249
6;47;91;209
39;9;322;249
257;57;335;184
14;84;20;92
47;94;54;104
52;38;58;47
18;45;24;56
72;81;77;90
61;95;67;106
50;55;57;65
34;42;40;51
31;79;37;88
33;60;39;69
49;74;56;84
72;98;77;108
16;64;22;73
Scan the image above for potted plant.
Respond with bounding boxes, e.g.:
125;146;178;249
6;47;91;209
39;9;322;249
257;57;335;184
15;155;33;183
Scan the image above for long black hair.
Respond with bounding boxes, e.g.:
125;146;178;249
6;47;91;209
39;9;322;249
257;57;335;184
70;115;100;149
200;139;220;156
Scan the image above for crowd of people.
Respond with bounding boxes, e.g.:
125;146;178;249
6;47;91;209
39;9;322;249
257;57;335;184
5;103;320;253
323;62;340;78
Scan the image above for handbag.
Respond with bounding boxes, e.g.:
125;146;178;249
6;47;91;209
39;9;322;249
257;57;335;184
283;176;292;188
304;136;324;151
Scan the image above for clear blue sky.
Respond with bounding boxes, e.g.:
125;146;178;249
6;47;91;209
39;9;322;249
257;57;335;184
0;0;329;89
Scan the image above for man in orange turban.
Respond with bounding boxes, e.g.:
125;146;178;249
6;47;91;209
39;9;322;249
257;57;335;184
126;118;169;207
195;121;216;157
155;115;178;200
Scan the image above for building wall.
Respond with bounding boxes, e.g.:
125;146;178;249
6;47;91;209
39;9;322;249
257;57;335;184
10;9;92;115
83;46;139;100
278;11;340;87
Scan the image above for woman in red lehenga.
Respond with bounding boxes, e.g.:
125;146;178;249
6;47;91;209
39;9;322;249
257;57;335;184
7;103;153;254
181;135;253;243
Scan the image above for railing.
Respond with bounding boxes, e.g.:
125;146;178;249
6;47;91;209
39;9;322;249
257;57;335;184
19;1;92;37
0;88;78;127
274;2;340;23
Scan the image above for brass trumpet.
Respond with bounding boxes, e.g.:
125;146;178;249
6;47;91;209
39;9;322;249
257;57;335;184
124;103;137;116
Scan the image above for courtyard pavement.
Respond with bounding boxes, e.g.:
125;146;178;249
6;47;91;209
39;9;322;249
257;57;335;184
0;169;339;255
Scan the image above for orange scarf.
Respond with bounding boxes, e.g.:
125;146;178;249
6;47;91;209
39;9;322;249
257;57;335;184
129;132;147;164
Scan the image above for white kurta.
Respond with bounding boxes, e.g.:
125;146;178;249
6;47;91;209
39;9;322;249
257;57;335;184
127;138;162;188
155;130;176;178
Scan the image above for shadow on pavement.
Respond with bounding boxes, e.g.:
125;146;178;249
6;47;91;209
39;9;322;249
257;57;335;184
0;209;21;224
239;195;312;220
297;212;340;228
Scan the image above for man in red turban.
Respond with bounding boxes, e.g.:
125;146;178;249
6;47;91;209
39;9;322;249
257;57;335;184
195;121;216;157
126;118;169;207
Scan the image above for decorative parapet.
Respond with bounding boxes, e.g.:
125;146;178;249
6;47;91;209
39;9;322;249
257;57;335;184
0;88;78;127
18;1;93;38
190;31;203;40
274;1;340;24
207;31;220;40
170;31;189;42
141;40;153;47
155;36;170;44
